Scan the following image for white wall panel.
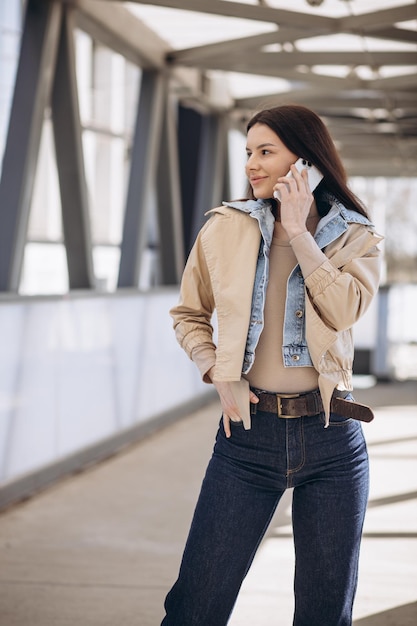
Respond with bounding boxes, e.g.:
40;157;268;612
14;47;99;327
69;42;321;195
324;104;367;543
0;290;207;485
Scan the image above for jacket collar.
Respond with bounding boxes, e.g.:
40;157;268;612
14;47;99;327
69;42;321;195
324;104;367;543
222;198;374;250
222;198;273;216
222;199;275;247
315;202;374;248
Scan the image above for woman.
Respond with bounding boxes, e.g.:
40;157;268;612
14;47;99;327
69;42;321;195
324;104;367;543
162;104;383;626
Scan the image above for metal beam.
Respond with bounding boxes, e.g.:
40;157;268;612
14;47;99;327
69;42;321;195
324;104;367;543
107;0;416;45
215;115;231;205
51;6;94;289
190;112;229;245
235;89;417;112
177;51;417;71
369;72;417;91
0;0;62;292
369;26;417;45
222;132;231;203
74;0;169;68
156;89;185;284
168;33;416;69
118;70;165;287
278;51;416;67
177;105;230;253
220;65;365;89
167;28;324;65
338;4;417;33
104;0;335;29
178;105;203;254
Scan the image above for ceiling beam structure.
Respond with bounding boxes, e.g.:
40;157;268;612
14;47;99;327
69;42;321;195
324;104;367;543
172;51;417;73
111;0;336;28
74;0;170;68
119;0;415;177
75;2;416;178
124;0;417;43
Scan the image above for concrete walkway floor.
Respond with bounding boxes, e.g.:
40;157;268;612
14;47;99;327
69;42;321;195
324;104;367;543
0;380;416;626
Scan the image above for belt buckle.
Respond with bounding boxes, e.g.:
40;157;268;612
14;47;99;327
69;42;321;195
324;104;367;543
276;393;301;418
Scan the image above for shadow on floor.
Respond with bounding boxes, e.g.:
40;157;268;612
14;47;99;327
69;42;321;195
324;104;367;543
353;601;417;626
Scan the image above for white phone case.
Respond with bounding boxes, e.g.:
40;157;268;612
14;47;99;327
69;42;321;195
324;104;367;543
274;158;323;200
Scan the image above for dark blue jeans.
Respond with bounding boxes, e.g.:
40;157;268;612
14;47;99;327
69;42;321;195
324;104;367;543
161;408;369;626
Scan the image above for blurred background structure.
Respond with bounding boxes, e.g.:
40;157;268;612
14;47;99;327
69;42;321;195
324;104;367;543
0;0;416;507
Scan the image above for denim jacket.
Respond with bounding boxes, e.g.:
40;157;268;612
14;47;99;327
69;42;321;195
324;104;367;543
170;199;383;424
223;199;377;375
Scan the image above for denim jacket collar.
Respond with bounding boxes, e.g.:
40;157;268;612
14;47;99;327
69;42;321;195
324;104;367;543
223;198;374;249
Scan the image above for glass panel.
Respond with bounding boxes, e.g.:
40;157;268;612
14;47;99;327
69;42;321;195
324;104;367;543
75;30;143;291
0;0;24;173
19;243;69;295
21;117;67;295
21;27;144;294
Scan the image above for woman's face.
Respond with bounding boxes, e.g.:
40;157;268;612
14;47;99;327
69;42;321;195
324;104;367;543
245;123;298;199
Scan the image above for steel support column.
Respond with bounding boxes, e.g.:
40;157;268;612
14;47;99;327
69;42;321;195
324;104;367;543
180;108;229;250
0;0;62;291
118;70;165;288
51;6;94;289
156;90;185;284
216;114;230;201
178;105;203;256
372;285;391;381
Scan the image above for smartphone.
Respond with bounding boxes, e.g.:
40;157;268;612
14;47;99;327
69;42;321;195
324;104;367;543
273;158;323;201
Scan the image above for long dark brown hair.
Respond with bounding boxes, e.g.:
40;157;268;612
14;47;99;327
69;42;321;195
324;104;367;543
246;104;369;218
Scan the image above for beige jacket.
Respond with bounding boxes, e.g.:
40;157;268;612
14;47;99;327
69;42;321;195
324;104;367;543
170;204;383;423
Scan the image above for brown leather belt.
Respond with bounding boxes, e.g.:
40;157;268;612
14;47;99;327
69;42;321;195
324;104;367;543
251;388;374;423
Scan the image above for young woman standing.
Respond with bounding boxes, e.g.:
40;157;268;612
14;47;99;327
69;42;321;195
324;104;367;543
162;104;383;626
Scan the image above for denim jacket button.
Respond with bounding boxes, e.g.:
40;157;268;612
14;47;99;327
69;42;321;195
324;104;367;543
295;309;304;318
292;354;300;361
